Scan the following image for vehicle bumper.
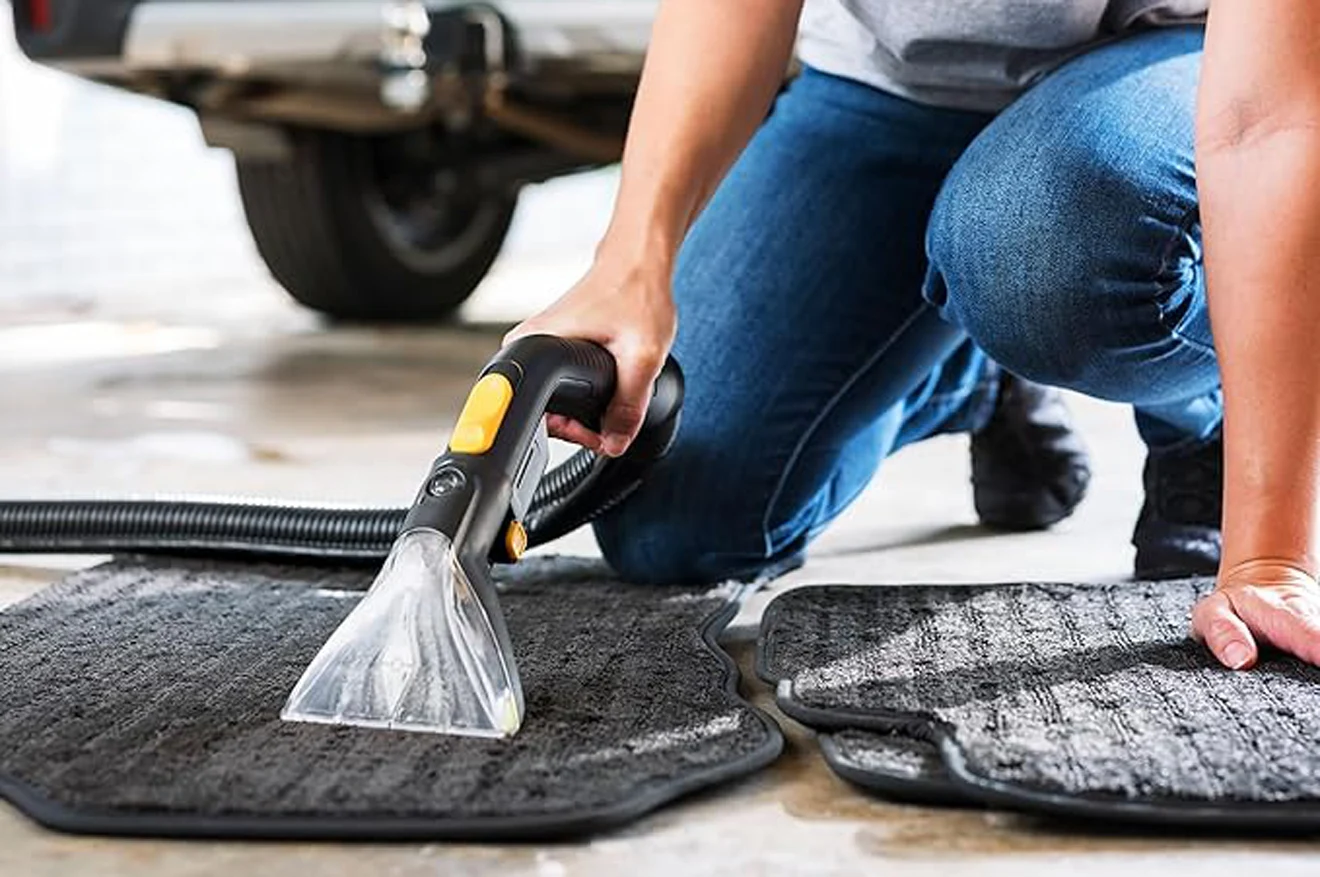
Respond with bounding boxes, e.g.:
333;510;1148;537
118;0;656;75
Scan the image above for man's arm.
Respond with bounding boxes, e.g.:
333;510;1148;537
1192;2;1320;667
507;0;804;455
601;0;805;269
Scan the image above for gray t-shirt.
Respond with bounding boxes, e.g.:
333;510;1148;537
797;0;1207;111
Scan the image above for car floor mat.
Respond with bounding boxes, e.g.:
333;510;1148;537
758;580;1320;832
0;555;783;841
816;727;975;808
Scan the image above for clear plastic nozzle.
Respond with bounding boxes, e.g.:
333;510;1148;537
281;528;523;737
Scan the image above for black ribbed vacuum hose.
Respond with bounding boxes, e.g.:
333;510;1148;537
0;500;406;562
0;356;683;564
0;447;633;563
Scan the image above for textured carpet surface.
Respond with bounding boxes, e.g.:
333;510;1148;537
820;729;945;782
816;728;971;807
0;555;781;839
760;581;1320;816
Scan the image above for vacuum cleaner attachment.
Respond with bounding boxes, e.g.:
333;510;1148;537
0;335;683;738
0;347;684;562
280;527;521;736
280;335;682;737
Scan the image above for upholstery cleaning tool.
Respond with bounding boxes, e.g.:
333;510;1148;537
282;335;680;737
0;340;683;563
0;335;684;738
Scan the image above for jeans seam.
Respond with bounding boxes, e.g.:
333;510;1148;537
763;364;996;549
758;303;937;556
1152;204;1214;357
1151;417;1222;453
924;371;995;408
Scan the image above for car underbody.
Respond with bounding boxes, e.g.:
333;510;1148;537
13;1;654;320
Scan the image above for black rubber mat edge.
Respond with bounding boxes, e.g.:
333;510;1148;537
1;596;784;842
936;734;1320;833
756;623;976;808
757;590;1320;833
817;732;973;808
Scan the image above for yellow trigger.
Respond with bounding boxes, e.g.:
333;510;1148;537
505;520;528;561
450;373;514;454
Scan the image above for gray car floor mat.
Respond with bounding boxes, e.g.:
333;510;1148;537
816;728;973;808
759;580;1320;831
0;555;782;841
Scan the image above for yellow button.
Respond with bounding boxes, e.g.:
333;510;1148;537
505;520;528;561
450;373;514;454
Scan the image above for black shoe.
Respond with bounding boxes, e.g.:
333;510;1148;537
1132;431;1222;580
971;372;1092;531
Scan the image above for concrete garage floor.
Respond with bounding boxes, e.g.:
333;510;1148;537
4;32;1320;877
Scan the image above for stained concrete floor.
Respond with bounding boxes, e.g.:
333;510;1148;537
4;24;1320;877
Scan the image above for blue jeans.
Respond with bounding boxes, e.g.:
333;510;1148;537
595;26;1220;584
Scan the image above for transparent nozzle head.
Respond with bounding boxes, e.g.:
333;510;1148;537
281;528;523;737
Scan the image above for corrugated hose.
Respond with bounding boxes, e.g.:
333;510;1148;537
0;448;635;563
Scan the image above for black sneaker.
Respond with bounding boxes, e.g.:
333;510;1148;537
971;372;1092;531
1132;431;1222;579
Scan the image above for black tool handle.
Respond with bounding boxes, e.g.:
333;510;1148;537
403;336;615;550
525;355;684;547
403;335;684;568
502;335;617;433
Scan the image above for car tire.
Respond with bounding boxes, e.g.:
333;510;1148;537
235;130;517;323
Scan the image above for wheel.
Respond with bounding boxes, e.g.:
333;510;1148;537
235;129;517;322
